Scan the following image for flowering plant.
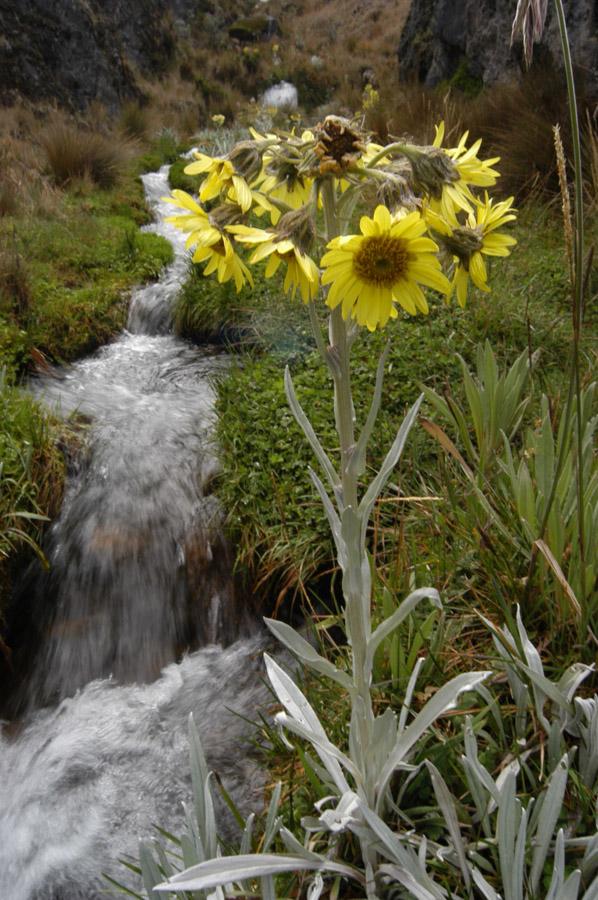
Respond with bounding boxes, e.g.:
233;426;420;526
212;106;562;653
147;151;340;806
155;116;518;897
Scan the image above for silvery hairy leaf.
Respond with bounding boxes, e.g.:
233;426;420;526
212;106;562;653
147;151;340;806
284;365;339;496
359;394;423;533
376;671;490;804
139;843;163;900
279;825;325;860
425;761;471;888
378;864;445;900
307;872;325;900
153;853;365;893
349;343;389;479
309;790;361;834
264;654;354;792
359;803;446;898
530;754;569;894
471;866;501;900
575;696;598;789
263;617;354;693
188;714;218;860
308;467;346;565
263;782;282;851
399;656;426;734
239;813;254;855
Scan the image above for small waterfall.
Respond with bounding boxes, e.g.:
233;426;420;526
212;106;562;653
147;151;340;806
0;639;271;900
0;165;269;898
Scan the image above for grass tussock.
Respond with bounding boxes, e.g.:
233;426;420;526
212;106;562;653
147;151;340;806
40;122;131;189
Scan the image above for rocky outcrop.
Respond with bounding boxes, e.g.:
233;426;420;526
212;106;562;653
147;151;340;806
398;0;598;94
0;0;179;111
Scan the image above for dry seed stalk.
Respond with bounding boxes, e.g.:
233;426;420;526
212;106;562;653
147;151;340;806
553;124;574;283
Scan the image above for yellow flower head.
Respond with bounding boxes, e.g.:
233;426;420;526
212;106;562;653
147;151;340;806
430;122;501;219
163;190;253;292
184;152;253;212
229;224;319;303
321;205;450;331
429;194;517;306
257;130;315;220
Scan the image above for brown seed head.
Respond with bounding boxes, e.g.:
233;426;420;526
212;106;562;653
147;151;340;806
313;116;366;175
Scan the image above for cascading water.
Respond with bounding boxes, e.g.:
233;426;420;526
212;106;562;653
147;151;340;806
0;166;270;898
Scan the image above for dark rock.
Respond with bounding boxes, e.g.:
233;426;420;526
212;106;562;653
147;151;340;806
0;0;178;111
398;0;597;95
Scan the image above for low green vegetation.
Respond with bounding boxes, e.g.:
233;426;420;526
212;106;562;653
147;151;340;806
0;372;65;604
213;205;596;639
0;147;175;606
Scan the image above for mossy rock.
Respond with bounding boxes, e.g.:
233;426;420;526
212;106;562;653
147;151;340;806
228;15;280;42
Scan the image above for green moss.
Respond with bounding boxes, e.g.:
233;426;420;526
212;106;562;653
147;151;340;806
168;158;198;193
228;15;274;42
0;201;173;370
443;57;484;97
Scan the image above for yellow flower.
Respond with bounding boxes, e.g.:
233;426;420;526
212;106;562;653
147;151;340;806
211;114;225;127
431;121;501;218
229;224;319;302
321;205;450;331
257;129;315;219
184;152;253;211
429;194;517;306
163;190;253;292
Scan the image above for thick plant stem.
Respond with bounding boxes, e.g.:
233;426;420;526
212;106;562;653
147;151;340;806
319;176;377;839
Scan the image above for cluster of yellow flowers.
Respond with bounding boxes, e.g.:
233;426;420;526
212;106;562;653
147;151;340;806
165;117;516;331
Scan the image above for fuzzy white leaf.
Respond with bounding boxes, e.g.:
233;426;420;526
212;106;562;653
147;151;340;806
359;395;423;528
425;761;471;888
378;864;444;900
264;618;353;692
530;754;569;893
154;854;364;892
377;671;490;801
284;366;339;494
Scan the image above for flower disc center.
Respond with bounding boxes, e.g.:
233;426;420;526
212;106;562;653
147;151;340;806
353;236;409;285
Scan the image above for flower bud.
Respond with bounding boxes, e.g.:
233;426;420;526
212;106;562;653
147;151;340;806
274;206;316;254
208;202;246;231
228;140;266;183
436;226;483;269
409;148;459;200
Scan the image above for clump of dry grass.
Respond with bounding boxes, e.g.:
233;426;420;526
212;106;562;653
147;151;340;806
118;101;150;139
40;122;129;189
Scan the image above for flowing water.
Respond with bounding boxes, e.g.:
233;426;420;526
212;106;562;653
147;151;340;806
0;167;270;898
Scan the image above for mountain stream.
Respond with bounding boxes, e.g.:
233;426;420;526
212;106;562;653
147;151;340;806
0;167;272;899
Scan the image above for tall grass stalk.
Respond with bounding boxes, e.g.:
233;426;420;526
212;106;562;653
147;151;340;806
525;0;588;616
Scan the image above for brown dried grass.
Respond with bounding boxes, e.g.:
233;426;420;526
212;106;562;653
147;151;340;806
40;121;130;188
